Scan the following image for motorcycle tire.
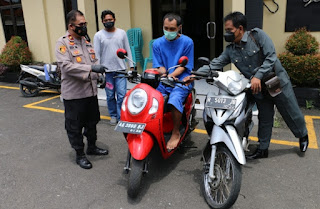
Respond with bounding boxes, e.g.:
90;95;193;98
20;77;39;97
127;158;144;198
201;145;242;209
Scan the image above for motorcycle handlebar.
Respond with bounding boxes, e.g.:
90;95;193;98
160;77;186;85
191;70;219;79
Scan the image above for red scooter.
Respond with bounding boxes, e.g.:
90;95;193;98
115;49;198;198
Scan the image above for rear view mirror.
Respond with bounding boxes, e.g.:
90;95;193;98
178;56;188;67
197;57;210;65
116;48;128;59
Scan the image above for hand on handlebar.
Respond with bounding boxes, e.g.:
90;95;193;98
183;75;197;86
167;74;178;81
91;65;107;74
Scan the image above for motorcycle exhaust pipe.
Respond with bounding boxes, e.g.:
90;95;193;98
19;80;38;88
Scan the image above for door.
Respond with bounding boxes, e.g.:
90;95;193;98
151;0;223;69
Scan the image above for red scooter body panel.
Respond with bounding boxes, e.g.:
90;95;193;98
121;83;166;159
127;132;154;160
121;83;195;160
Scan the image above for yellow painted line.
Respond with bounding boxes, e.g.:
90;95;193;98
23;95;61;107
0;85;19;90
26;105;64;113
195;118;319;149
249;136;300;147
23;95;111;120
42;90;59;93
305;115;320;149
101;115;111;120
1;84;319;149
194;128;207;134
0;85;58;93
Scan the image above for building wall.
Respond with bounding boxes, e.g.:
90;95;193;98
223;0;245;71
1;0;319;64
263;0;320;54
0;15;5;52
78;0;96;42
95;0;152;59
96;0;132;31
130;0;152;58
21;0;65;63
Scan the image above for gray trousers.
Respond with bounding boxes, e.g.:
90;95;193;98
254;82;308;150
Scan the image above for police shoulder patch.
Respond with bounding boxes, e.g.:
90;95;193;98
59;45;67;54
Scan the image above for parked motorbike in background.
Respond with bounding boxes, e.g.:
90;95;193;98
18;64;61;97
192;57;254;209
114;48;198;198
18;64;106;97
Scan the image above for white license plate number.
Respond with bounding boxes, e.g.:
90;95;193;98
205;97;236;109
114;121;146;134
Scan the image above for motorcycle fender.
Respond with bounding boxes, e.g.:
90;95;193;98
210;125;246;165
19;80;38;88
127;132;154;160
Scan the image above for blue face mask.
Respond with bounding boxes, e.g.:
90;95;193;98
163;29;178;41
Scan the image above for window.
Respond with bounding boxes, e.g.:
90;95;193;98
0;0;27;42
63;0;99;32
63;0;78;29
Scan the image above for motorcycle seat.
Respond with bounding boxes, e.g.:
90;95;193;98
27;65;45;71
163;92;191;113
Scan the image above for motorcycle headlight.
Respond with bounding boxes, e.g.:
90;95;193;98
149;98;159;114
127;88;148;114
228;81;242;95
121;96;127;112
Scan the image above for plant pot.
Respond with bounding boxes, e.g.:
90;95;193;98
0;70;20;83
293;87;320;108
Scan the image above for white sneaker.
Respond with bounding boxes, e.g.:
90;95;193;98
110;117;117;126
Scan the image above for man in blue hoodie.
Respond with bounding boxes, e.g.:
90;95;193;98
152;13;194;150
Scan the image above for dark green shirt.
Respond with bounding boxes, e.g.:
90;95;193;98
199;28;290;87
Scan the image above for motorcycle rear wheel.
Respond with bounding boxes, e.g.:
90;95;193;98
201;145;242;209
127;158;145;198
20;77;39;97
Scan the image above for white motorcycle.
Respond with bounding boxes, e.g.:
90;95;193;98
18;64;106;97
18;64;60;97
192;58;255;209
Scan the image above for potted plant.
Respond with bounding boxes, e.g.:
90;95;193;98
0;36;33;83
278;27;320;108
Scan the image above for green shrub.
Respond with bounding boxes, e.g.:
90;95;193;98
279;52;320;87
279;28;320;87
0;64;8;75
285;27;319;55
0;36;32;70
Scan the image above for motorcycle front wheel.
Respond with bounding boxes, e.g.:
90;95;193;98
20;77;39;97
127;158;145;198
201;145;242;209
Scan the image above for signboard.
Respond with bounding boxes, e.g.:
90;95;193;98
285;0;320;32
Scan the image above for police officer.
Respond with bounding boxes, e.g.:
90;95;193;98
184;12;309;159
55;10;108;169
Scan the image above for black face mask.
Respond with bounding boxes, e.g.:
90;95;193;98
104;22;114;29
73;25;87;36
224;31;235;42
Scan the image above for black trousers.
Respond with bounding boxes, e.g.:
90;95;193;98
63;96;100;150
251;82;307;149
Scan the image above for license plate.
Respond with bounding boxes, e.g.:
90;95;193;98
205;96;236;109
114;121;146;134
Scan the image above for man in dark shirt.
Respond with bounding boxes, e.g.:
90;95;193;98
184;12;309;159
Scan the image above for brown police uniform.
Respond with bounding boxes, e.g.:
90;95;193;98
55;31;100;151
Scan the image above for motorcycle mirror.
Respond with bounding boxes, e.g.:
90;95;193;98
116;48;128;59
197;57;210;65
178;56;188;67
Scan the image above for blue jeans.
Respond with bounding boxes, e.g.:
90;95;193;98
105;71;127;121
